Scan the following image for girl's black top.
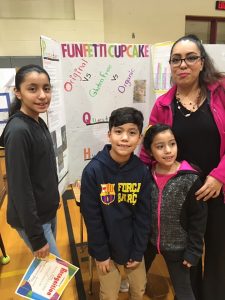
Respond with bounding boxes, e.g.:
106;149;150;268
2;111;59;251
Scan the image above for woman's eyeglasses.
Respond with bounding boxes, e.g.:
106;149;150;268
169;55;203;67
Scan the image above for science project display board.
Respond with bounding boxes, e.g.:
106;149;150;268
151;42;173;98
41;36;153;182
41;37;69;191
204;44;225;72
0;68;16;135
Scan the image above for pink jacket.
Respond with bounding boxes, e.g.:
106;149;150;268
139;80;225;194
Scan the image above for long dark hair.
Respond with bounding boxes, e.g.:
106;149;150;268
170;34;225;94
9;64;50;116
143;123;173;153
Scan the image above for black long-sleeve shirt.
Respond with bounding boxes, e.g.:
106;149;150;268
2;111;59;251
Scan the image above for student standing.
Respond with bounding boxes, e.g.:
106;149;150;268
81;107;151;300
143;124;207;300
1;64;60;259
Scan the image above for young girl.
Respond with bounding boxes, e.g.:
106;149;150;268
143;124;207;300
1;65;60;259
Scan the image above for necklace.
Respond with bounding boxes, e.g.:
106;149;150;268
176;90;201;118
176;99;192;117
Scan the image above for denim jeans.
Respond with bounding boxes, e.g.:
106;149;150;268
15;217;60;257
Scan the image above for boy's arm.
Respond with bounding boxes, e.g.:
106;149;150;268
183;178;208;266
80;167;110;261
130;168;151;262
95;258;111;274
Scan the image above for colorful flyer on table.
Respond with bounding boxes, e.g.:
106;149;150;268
15;253;79;299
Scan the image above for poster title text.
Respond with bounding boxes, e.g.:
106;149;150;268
61;44;150;58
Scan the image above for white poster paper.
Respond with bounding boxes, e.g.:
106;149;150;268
41;37;153;182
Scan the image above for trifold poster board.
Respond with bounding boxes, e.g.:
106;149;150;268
40;37;69;192
15;253;79;300
151;41;173;97
0;68;16;135
41;36;153;182
151;42;225;98
204;44;225;72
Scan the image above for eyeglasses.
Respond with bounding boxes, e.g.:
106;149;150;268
169;55;203;67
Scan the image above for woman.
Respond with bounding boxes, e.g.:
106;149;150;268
140;34;225;300
1;65;60;259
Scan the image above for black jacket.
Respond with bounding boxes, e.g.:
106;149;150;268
80;144;151;265
150;161;207;265
1;111;59;251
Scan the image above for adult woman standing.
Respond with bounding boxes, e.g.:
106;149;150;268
1;65;60;259
140;35;225;300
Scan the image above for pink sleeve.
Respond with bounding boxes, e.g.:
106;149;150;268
139;103;160;165
139;146;151;165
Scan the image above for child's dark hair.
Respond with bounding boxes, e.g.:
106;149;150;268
109;107;144;133
143;123;173;151
9;64;51;117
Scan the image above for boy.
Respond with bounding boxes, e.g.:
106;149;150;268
80;107;151;299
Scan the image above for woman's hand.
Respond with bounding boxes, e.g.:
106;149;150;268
195;175;223;201
183;260;192;268
126;259;140;269
34;243;50;259
95;258;111;274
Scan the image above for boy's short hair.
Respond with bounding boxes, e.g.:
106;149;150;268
109;107;144;133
